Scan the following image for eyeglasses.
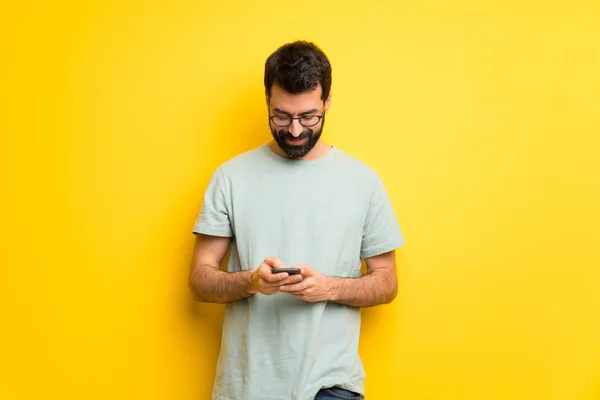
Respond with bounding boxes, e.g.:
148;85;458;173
267;100;325;127
269;114;324;127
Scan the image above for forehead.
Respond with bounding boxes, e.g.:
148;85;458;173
269;84;323;112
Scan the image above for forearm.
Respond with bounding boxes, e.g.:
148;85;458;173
189;265;257;303
326;272;397;307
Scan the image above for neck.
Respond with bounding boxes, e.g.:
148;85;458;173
268;139;332;161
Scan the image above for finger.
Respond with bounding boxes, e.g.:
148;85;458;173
260;267;288;283
292;264;312;277
263;256;285;269
280;281;306;292
280;274;303;287
259;278;285;291
297;265;314;276
264;274;296;287
259;263;287;281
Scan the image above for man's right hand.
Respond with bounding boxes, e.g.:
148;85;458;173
251;256;303;295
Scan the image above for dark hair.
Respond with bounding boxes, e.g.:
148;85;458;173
264;41;332;102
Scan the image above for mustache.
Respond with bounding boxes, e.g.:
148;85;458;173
276;129;313;140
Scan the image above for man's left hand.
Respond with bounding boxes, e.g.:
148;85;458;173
279;264;331;302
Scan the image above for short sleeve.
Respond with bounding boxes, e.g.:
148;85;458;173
360;176;404;259
192;166;234;237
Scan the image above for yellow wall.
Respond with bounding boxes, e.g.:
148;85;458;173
2;1;599;399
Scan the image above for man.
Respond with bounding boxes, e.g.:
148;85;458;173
189;40;404;400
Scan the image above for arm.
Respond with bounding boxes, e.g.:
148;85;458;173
188;234;303;304
281;174;403;306
188;233;256;303
280;250;398;307
327;251;398;307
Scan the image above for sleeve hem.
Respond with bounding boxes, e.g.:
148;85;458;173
361;240;404;259
192;225;233;238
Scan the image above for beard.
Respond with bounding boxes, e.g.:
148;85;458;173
270;117;325;159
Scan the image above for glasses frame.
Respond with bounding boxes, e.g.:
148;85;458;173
268;114;325;127
267;101;326;127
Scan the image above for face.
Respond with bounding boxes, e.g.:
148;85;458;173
267;84;331;159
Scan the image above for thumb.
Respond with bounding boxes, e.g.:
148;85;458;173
296;264;313;276
264;256;285;269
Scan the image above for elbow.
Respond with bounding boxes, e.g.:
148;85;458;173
188;277;201;302
188;271;205;302
385;280;398;304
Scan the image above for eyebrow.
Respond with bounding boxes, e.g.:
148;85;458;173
274;108;319;116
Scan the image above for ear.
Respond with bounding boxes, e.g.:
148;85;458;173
324;90;332;113
265;95;270;108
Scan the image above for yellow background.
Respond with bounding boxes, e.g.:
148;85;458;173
2;1;599;399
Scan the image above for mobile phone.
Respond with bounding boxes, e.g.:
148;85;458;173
271;267;301;275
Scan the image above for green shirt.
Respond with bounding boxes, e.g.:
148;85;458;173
193;143;404;400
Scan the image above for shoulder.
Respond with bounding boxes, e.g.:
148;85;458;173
217;145;269;176
333;147;381;184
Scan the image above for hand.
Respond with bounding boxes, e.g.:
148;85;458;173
251;256;303;295
280;264;331;302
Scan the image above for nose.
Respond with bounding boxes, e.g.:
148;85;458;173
288;119;303;137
